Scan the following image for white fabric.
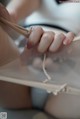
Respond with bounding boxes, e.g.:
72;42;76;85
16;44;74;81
26;0;80;34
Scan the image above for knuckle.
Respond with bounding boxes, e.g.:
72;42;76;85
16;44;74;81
43;32;54;41
43;33;49;39
32;26;43;33
58;33;65;39
36;26;43;32
67;32;75;38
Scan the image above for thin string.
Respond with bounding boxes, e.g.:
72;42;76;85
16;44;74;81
42;54;51;83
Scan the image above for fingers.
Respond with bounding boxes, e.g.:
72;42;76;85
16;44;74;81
49;33;65;52
27;27;44;48
49;32;75;52
63;32;75;45
38;31;54;53
27;27;55;53
27;26;75;53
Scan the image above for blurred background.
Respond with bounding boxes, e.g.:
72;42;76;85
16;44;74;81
0;0;10;6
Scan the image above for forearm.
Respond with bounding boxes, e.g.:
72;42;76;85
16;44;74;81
6;0;40;23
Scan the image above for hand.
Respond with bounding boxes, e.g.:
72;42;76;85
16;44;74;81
27;26;75;53
21;26;75;65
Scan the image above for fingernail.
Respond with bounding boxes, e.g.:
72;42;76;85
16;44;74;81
63;32;75;45
63;38;70;45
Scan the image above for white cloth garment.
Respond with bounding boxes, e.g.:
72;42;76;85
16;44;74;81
26;0;80;34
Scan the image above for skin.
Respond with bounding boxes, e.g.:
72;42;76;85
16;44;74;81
7;0;41;23
0;25;32;109
0;3;32;109
44;93;80;118
27;27;75;53
6;0;75;50
0;2;75;109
